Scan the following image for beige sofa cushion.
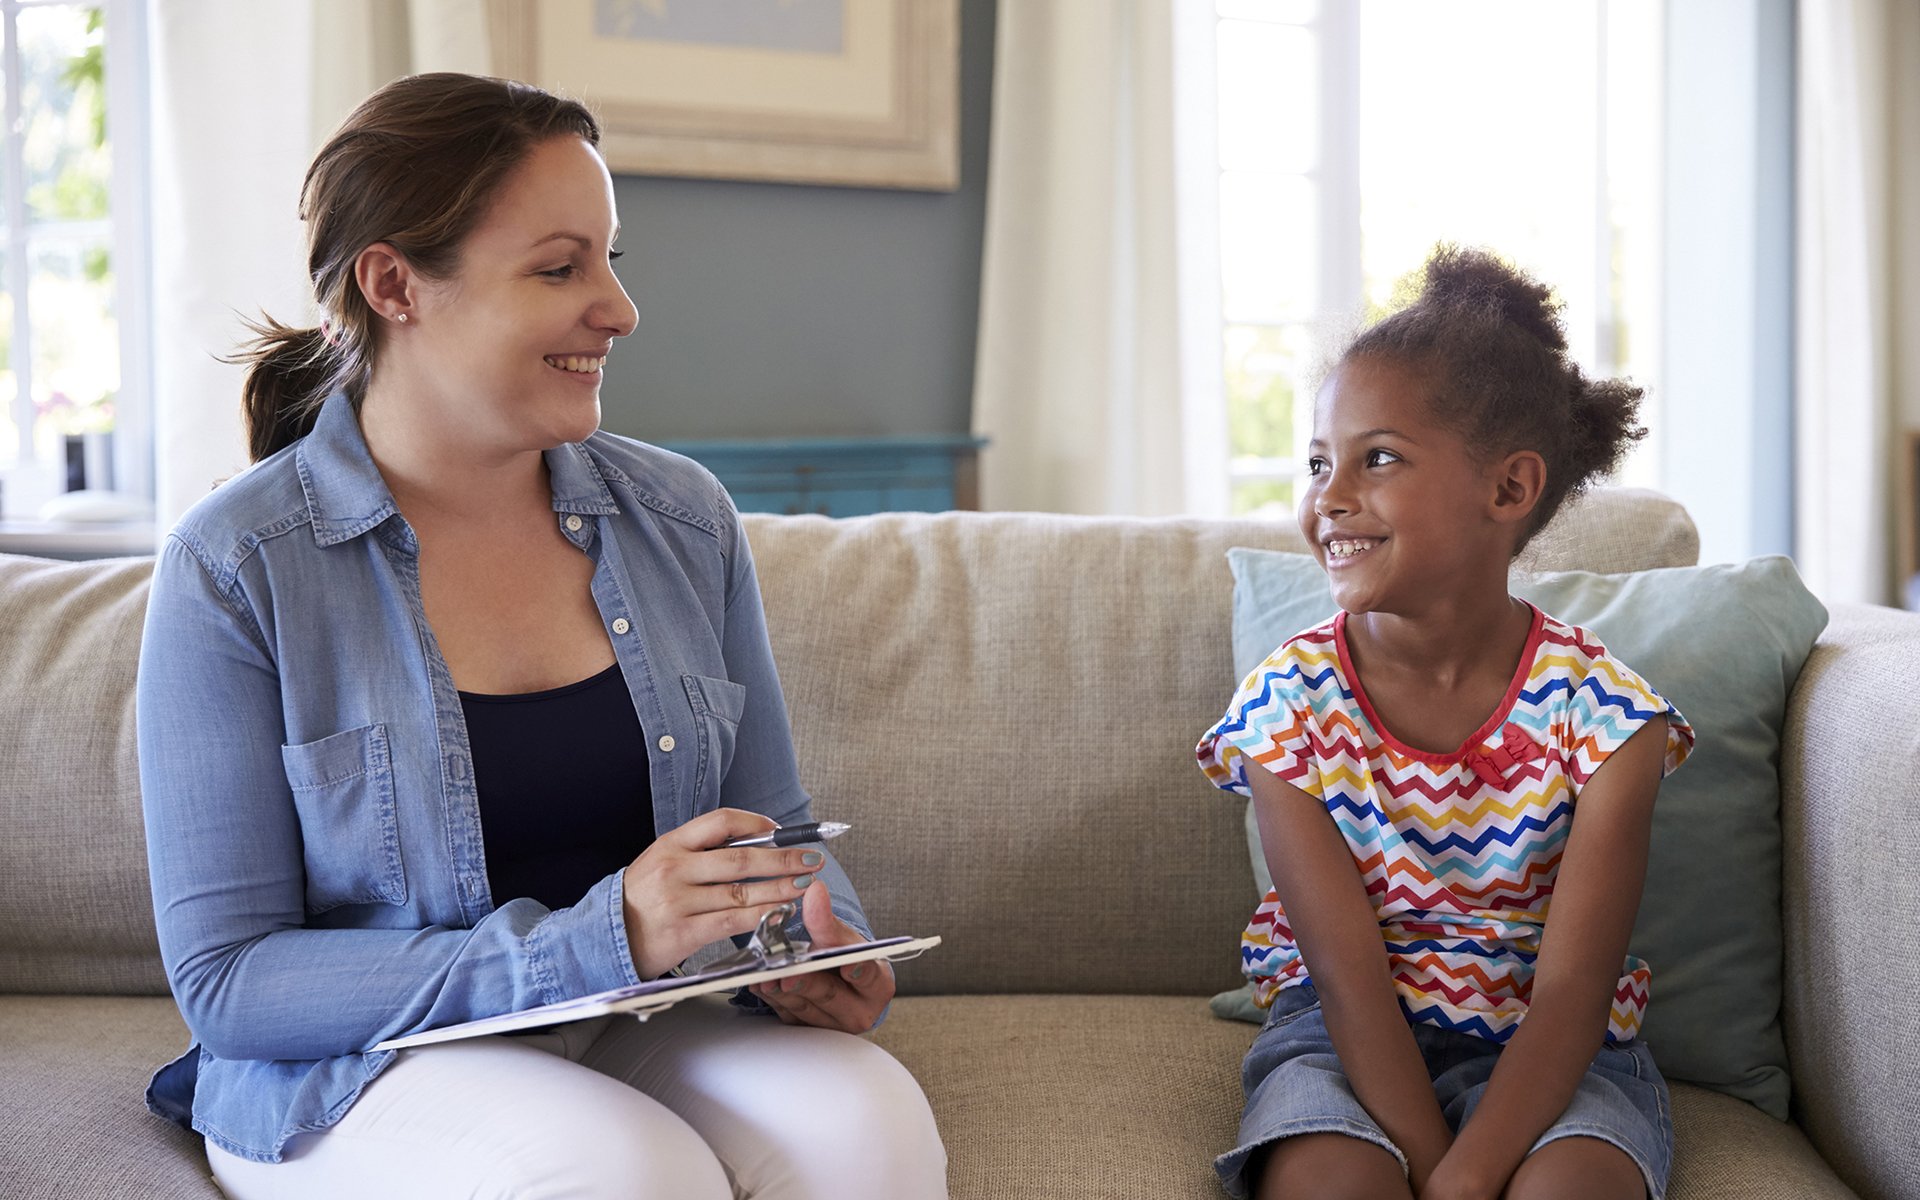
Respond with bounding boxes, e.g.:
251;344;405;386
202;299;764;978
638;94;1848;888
0;995;218;1198
0;556;167;996
1782;603;1920;1200
743;486;1700;997
0;486;1694;999
868;995;1855;1199
0;991;1856;1200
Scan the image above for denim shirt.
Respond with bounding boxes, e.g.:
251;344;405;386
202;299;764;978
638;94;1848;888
136;393;869;1163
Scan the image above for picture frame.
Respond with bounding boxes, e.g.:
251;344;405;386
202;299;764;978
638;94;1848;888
487;0;960;191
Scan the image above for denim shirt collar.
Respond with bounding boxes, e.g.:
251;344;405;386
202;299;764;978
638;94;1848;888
293;392;621;548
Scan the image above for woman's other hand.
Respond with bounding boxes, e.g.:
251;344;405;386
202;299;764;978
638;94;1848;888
748;881;894;1033
620;808;824;981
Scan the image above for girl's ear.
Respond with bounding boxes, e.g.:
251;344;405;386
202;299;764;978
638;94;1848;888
1489;450;1546;528
353;242;418;324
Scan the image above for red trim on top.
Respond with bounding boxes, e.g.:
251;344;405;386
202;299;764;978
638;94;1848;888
1332;602;1546;765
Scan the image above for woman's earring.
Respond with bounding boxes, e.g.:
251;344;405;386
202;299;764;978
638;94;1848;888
396;312;409;324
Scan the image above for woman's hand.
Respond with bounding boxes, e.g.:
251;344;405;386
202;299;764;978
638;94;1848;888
748;881;894;1033
620;808;825;981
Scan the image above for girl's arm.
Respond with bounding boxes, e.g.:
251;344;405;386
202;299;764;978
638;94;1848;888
1248;764;1455;1190
1424;716;1668;1199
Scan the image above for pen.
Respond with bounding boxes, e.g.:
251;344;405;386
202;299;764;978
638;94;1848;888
721;821;852;849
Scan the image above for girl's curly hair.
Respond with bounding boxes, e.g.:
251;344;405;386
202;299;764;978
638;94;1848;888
1341;245;1646;551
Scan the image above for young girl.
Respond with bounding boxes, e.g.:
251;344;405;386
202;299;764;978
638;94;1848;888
1197;247;1693;1200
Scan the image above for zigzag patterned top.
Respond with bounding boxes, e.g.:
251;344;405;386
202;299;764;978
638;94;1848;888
1197;604;1693;1044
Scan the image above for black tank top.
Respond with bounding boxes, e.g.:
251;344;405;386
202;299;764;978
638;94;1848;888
459;663;655;911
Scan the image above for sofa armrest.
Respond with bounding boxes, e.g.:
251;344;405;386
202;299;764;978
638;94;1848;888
1779;602;1920;1200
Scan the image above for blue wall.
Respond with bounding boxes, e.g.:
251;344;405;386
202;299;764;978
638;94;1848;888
599;0;996;443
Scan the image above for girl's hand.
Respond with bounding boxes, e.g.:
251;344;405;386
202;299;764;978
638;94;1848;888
1418;1154;1501;1200
748;881;894;1033
620;808;825;981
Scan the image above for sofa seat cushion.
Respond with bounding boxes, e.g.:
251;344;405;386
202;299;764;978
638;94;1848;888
1667;1085;1860;1199
872;994;1259;1197
0;995;216;1200
871;995;1858;1200
0;993;1858;1198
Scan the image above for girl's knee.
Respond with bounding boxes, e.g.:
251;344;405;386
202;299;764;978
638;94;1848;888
1504;1135;1647;1200
1254;1133;1412;1200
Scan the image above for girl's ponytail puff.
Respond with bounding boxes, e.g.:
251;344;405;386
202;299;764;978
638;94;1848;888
231;316;361;463
1564;375;1646;490
1418;244;1568;354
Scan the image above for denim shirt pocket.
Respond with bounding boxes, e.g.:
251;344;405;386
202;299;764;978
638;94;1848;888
682;674;747;804
280;723;407;913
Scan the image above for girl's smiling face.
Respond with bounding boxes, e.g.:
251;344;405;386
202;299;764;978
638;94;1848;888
400;134;638;453
1298;357;1526;616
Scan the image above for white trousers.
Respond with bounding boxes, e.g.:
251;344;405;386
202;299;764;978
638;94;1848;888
205;998;948;1200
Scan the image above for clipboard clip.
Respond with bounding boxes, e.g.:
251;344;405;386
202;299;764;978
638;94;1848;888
707;902;812;971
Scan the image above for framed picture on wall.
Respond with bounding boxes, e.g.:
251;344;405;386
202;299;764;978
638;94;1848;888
487;0;960;191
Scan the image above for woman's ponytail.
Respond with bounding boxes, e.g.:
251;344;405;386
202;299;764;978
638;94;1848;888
230;318;356;463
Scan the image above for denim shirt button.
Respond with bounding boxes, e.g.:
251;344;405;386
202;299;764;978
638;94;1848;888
611;618;631;635
564;515;583;533
657;735;675;753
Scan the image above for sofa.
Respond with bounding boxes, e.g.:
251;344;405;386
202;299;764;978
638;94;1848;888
1;488;1915;1199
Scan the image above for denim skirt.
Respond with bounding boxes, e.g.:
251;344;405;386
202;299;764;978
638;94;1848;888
1215;983;1673;1199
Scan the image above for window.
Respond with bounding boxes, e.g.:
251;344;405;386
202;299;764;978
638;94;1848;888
0;0;147;521
1214;0;1663;518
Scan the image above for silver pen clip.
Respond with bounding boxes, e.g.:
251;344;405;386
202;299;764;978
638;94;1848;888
706;902;812;971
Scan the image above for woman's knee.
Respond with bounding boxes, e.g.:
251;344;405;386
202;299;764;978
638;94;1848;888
482;1102;733;1200
753;1035;946;1196
804;1037;944;1154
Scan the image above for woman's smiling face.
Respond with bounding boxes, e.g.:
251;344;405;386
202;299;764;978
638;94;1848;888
404;134;638;452
1297;357;1512;616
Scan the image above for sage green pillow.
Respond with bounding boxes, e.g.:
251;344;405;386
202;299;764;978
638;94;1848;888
1212;550;1827;1120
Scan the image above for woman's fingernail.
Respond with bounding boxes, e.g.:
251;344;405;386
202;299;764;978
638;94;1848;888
792;875;814;890
848;964;870;982
801;851;823;867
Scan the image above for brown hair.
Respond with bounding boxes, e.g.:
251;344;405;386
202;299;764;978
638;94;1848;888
1340;244;1647;552
231;72;600;462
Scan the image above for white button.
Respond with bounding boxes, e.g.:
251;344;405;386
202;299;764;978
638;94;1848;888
564;515;583;532
611;617;631;635
657;735;676;753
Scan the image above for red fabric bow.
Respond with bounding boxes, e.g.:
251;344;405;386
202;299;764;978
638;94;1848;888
1465;724;1545;787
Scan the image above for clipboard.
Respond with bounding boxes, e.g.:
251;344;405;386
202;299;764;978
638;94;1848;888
374;904;940;1051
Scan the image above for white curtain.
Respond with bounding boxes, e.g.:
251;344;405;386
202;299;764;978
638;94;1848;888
147;0;490;528
970;0;1226;516
1794;0;1920;607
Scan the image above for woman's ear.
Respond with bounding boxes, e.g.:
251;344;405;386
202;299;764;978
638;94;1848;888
1489;450;1546;528
353;242;417;324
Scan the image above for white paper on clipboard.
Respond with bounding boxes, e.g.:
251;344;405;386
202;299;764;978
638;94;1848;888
374;934;940;1051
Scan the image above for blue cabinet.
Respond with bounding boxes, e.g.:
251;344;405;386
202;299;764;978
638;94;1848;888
658;436;987;517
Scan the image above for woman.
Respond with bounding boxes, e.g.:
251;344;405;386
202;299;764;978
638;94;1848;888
137;72;946;1199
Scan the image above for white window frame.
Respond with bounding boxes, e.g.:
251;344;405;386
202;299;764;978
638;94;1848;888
0;0;150;513
1215;1;1659;507
1215;2;1359;502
